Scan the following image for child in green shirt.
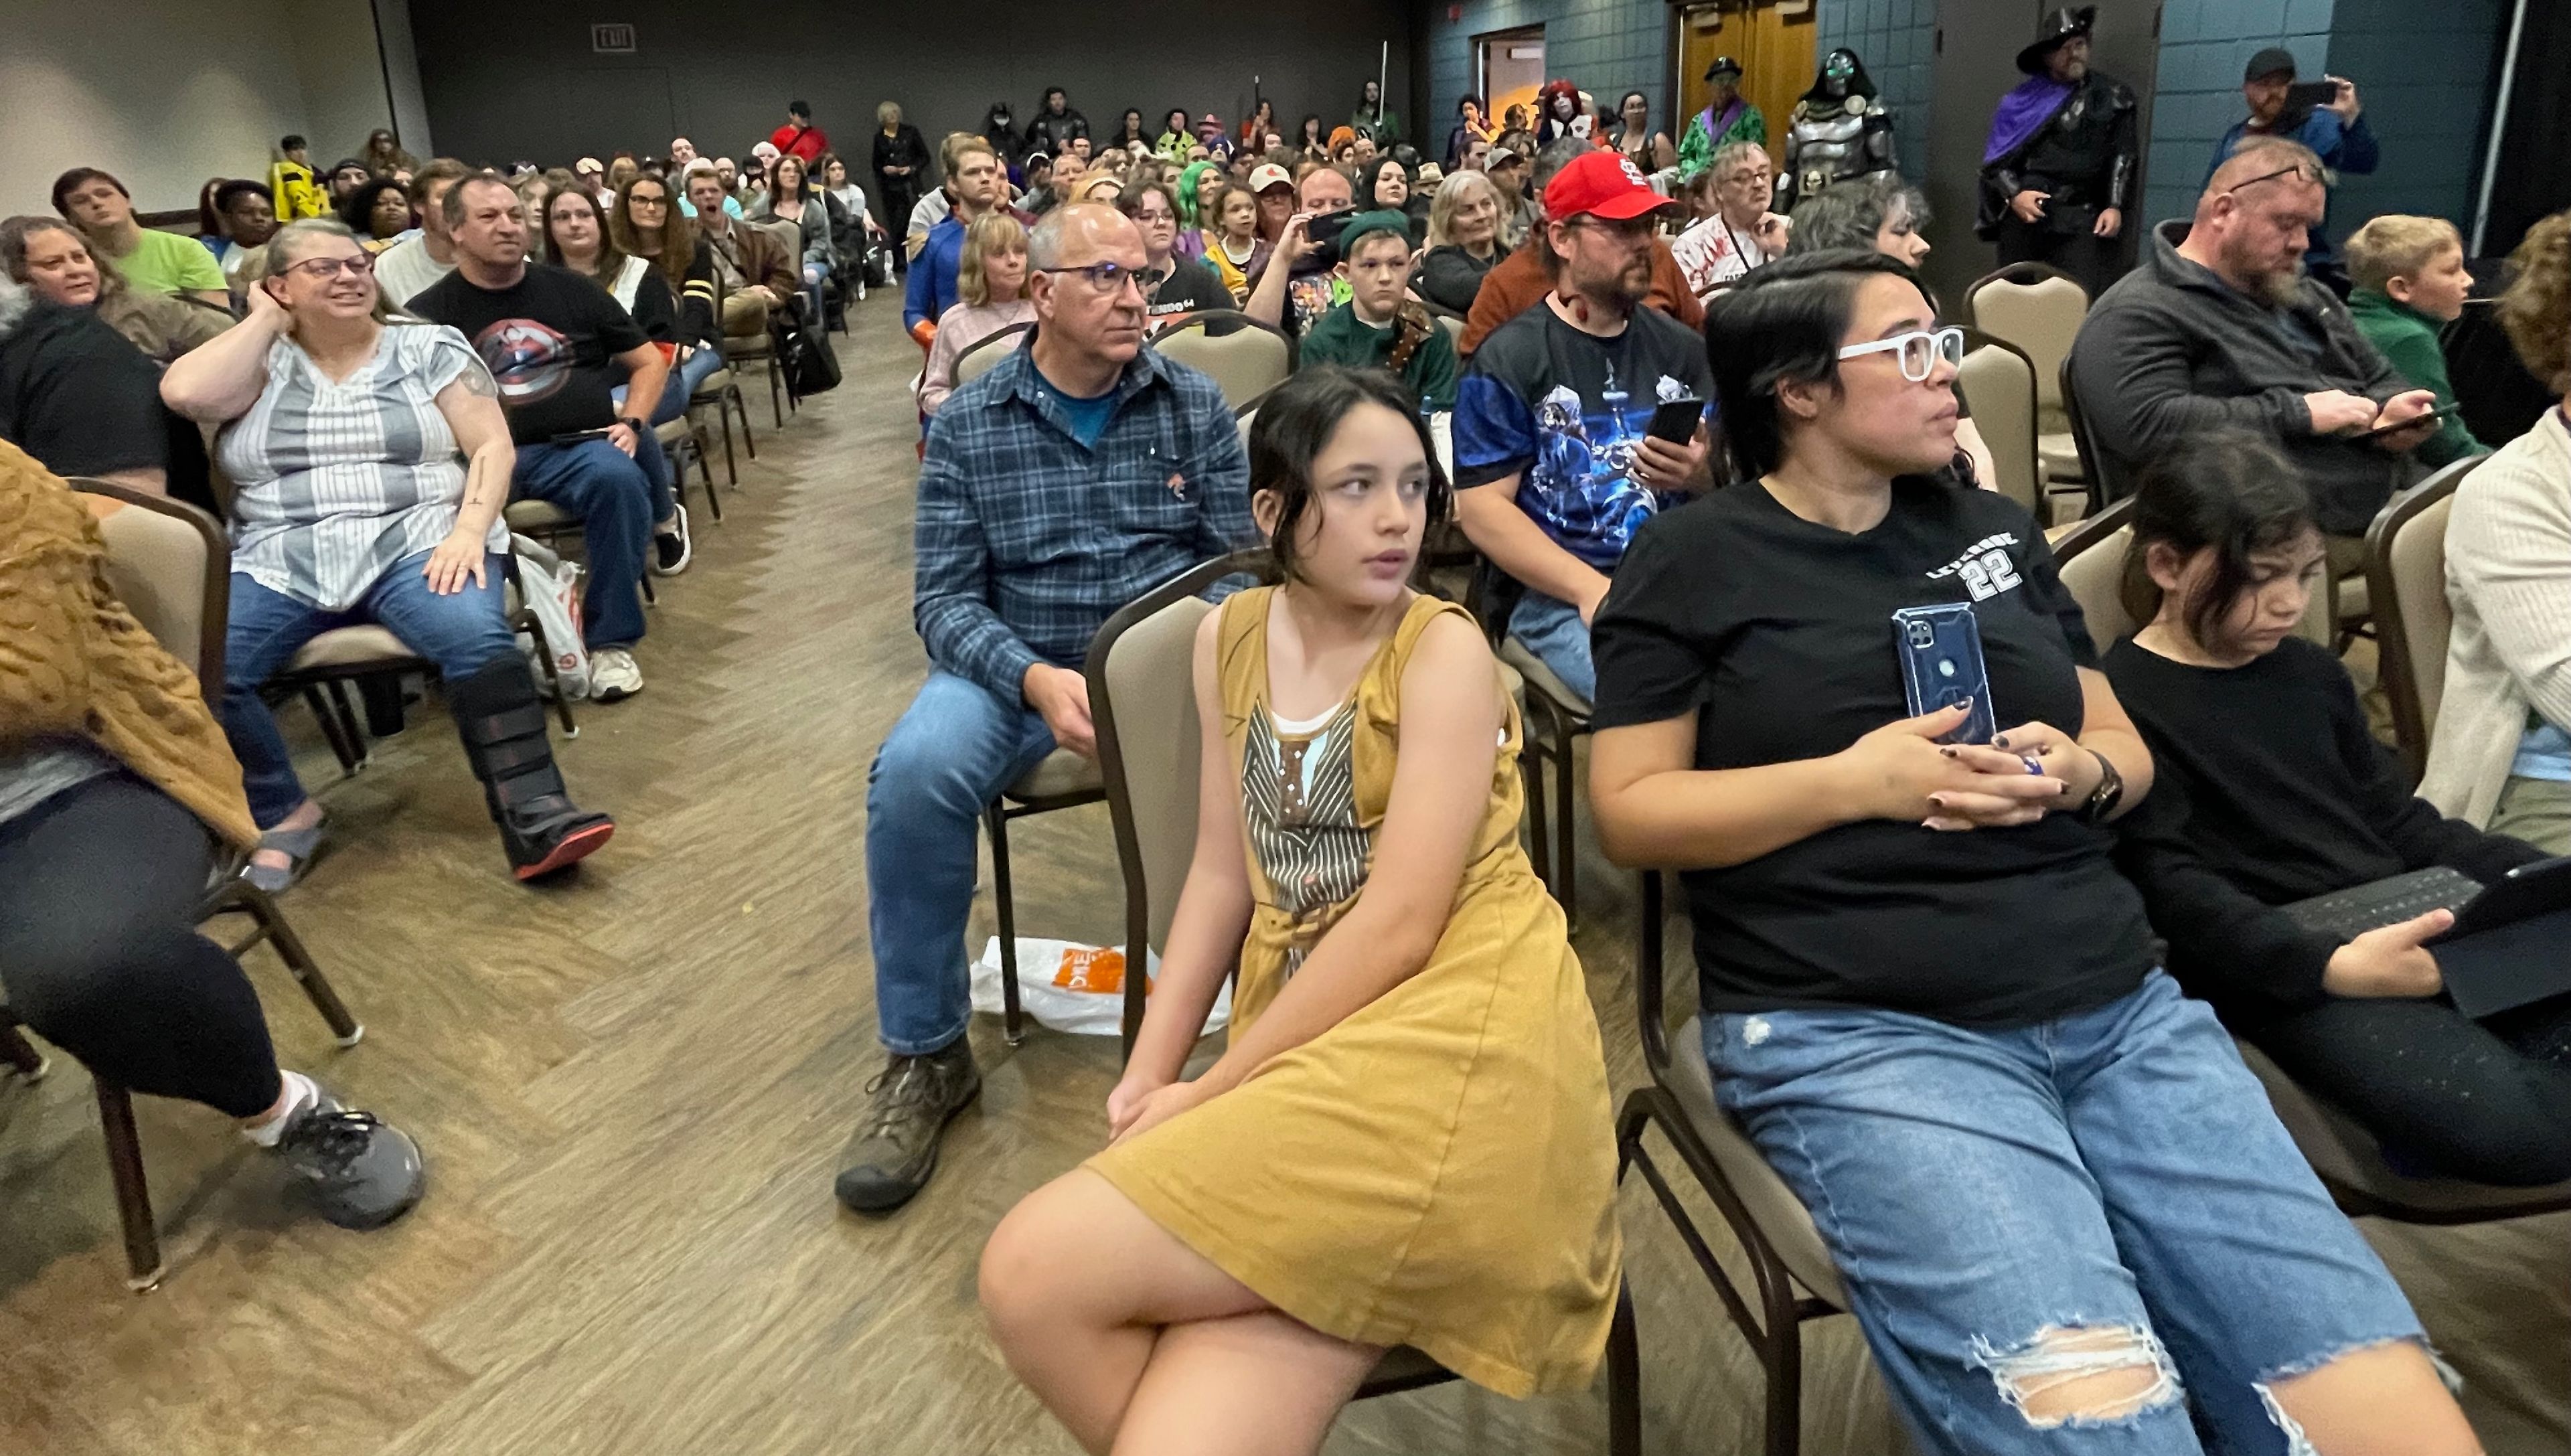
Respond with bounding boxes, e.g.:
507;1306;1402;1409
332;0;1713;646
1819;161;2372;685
2345;214;2487;466
1295;210;1458;412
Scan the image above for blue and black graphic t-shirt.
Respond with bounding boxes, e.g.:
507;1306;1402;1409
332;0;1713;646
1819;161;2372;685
1450;302;1715;569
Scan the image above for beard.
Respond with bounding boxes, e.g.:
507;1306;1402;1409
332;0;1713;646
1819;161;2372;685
2251;256;2307;305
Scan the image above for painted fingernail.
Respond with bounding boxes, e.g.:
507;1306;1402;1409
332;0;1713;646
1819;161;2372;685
1940;746;1959;758
1992;734;2011;749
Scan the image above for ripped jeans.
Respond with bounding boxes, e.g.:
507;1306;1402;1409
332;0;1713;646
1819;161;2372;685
1707;971;2428;1455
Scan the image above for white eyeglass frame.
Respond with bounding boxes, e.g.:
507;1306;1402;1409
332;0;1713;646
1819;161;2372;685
1836;325;1965;382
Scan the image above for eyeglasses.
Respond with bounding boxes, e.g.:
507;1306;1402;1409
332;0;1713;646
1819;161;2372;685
1837;325;1964;382
1037;261;1148;295
2224;161;2327;195
629;193;668;208
282;254;376;281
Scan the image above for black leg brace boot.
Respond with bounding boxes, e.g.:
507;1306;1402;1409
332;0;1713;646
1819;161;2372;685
449;658;615;880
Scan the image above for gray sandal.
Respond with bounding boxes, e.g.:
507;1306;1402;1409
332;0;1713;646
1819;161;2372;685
243;815;325;894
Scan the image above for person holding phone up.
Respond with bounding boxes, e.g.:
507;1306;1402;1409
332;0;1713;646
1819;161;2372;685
1585;249;2483;1456
2207;48;2378;287
1449;150;1715;702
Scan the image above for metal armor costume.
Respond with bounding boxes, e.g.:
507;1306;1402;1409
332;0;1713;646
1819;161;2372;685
1776;49;1897;213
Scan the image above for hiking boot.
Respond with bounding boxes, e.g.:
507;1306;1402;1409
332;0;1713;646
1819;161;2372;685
272;1084;425;1230
450;657;615;879
834;1039;980;1214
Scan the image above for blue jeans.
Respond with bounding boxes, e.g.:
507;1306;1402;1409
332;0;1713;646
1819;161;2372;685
1508;590;1595;703
799;262;828;329
1706;971;2426;1455
512;438;653;650
220;552;518;827
864;669;1059;1054
612;346;726;507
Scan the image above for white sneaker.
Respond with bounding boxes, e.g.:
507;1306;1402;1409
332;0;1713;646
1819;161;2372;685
589;647;644;702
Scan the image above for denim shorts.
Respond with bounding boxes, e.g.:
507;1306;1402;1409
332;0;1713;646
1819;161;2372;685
1705;971;2429;1455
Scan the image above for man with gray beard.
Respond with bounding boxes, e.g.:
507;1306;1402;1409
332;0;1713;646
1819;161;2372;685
2071;137;2438;549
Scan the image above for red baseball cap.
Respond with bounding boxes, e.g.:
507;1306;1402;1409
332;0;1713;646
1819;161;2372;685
1545;149;1674;223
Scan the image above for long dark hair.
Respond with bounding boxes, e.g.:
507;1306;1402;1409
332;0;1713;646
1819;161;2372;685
1248;366;1452;582
545;186;627;282
2121;430;2319;649
612;173;696;291
1703;250;1926;481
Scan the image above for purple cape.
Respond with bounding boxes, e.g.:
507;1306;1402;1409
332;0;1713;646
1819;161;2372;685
1984;76;2074;165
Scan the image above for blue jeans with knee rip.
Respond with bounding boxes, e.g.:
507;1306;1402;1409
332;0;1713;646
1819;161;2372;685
1706;971;2429;1455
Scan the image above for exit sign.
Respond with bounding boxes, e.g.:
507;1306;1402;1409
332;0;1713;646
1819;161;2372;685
591;23;635;53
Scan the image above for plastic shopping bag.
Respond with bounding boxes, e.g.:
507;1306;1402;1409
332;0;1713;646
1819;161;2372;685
510;534;591;700
971;938;1232;1038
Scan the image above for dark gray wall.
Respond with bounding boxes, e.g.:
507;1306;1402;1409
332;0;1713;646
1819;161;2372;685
408;1;1413;177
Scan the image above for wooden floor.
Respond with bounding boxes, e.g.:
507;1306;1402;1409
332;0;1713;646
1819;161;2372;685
3;290;2565;1456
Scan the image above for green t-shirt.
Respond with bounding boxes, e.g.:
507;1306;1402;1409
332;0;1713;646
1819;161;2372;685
1298;302;1458;412
110;228;228;297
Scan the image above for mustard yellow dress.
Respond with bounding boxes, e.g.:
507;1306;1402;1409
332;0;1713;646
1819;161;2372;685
1087;588;1622;1398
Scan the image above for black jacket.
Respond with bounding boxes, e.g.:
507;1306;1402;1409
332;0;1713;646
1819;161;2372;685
871;124;930;183
1023;106;1089;157
2070;221;2412;534
1974;72;2138;240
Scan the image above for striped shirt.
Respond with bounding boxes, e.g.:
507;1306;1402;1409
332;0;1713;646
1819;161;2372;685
217;323;506;612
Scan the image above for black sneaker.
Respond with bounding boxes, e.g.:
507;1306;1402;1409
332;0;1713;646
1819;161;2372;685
834;1040;980;1214
651;505;692;576
272;1085;426;1230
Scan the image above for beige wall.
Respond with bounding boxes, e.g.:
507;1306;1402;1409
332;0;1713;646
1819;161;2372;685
0;0;402;218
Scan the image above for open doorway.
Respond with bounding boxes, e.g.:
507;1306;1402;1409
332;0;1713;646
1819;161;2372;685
1478;26;1546;137
1668;1;1816;169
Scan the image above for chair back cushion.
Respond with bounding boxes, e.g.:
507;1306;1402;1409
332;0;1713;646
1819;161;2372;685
2389;493;2455;740
1956;343;2041;514
2057;523;2134;651
1101;594;1220;953
1152;321;1290;411
1968;272;2088;427
83;489;222;681
955;325;1030;388
1667;1015;1849;1305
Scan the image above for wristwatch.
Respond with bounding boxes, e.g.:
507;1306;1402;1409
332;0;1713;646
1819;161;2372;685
619;416;646;436
2076;749;2124;825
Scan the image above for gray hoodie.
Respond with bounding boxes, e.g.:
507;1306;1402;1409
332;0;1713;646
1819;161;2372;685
2071;220;2412;536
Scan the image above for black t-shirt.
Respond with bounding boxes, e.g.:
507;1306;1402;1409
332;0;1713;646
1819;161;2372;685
1144;256;1231;322
0;303;167;477
410;263;647;445
1452;303;1716;571
1591;476;2157;1025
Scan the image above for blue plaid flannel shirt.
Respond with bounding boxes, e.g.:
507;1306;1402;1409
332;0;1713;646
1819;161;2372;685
914;339;1256;701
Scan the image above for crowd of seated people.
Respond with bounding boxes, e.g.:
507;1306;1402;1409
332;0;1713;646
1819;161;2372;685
9;63;2568;1456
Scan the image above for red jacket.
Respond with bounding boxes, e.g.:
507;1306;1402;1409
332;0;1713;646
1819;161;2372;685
769;123;829;163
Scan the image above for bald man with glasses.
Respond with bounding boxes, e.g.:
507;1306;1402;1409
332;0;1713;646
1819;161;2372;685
2072;139;2438;556
836;203;1258;1216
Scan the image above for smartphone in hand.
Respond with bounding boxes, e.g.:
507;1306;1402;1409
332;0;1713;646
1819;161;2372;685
1646;397;1703;446
1893;602;1996;746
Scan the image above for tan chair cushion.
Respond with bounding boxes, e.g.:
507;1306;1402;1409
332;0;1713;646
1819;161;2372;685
654;418;692;447
2058;523;2135;649
287;625;422;672
1970;274;2088;412
2039;433;2086;483
1099;595;1220;951
2388;495;2453;738
505;499;578;532
1666;1016;1848;1305
1956;344;2041;515
692;367;736;398
87;497;216;679
1008;747;1102;803
1153;323;1290;411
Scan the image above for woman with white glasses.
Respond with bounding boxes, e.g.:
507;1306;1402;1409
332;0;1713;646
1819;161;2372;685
1585;250;2479;1456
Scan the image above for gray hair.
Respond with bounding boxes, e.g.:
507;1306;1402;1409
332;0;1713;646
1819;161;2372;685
1709;140;1770;187
1027;201;1126;271
1425;169;1501;249
266;216;365;272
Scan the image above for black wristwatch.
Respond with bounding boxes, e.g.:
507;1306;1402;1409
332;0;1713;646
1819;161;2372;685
2076;749;2124;825
619;416;646;436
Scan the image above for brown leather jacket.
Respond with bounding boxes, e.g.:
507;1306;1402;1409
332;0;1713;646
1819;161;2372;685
698;215;799;307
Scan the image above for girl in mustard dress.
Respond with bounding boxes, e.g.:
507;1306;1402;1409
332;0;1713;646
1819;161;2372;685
980;367;1620;1454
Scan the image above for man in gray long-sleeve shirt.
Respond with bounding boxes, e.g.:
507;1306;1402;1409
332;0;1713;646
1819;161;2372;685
2070;138;2439;542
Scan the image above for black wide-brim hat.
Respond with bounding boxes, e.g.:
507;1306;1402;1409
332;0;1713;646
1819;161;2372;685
2017;5;2096;75
1704;54;1743;82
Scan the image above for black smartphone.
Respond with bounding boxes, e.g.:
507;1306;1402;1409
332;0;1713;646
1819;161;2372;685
1292;208;1356;274
1892;602;1996;746
2285;80;2340;111
2349;402;2459;441
1646;397;1703;445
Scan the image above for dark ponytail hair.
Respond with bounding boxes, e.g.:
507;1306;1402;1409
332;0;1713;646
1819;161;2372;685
2119;429;2319;647
1247;366;1451;582
1703;248;1927;481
